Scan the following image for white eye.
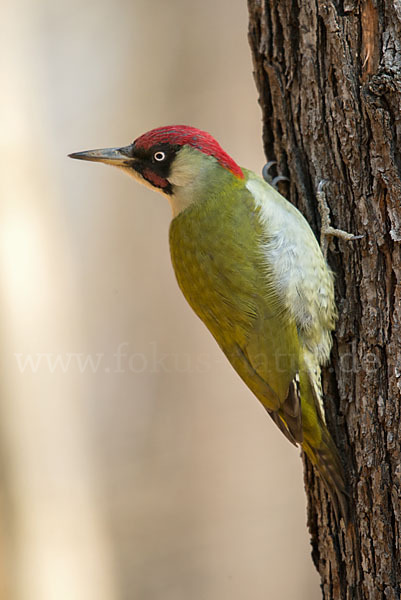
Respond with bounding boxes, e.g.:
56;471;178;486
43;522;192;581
154;151;166;162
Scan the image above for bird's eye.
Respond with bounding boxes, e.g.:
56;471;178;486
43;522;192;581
153;151;166;162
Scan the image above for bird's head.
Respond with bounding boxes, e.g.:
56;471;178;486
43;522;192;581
70;126;244;215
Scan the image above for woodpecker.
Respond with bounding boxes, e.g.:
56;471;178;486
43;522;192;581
70;125;347;519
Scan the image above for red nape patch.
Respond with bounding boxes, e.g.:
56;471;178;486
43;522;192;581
143;168;169;189
134;125;244;179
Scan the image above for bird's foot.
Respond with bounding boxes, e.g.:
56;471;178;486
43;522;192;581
262;161;289;190
317;180;363;257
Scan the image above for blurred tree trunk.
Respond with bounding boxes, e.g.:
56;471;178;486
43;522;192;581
247;1;401;599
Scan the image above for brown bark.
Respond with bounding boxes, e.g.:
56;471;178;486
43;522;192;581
247;1;401;598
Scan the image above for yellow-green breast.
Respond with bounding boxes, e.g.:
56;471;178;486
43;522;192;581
169;173;300;410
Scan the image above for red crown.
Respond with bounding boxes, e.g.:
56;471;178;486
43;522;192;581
134;126;244;179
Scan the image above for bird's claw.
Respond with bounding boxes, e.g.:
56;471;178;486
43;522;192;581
262;161;277;183
272;175;290;188
317;179;363;256
263;161;289;191
317;179;330;194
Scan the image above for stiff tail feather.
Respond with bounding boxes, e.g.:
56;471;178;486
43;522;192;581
267;364;349;521
299;366;349;523
302;422;348;523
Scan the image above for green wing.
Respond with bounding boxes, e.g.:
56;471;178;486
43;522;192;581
170;174;346;517
218;296;304;444
169;182;303;443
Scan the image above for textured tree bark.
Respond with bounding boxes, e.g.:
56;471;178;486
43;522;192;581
247;1;401;598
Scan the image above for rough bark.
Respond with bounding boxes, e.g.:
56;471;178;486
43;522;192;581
247;1;401;598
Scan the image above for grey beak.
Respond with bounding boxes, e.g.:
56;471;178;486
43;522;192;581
68;144;135;166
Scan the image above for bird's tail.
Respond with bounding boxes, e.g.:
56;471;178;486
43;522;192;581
299;368;348;522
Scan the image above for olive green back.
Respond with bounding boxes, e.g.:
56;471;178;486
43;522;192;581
169;170;300;410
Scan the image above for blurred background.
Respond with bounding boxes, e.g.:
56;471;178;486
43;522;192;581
0;1;320;598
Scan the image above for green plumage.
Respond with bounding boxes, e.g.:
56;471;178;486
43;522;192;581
169;166;347;519
70;126;347;521
170;173;298;407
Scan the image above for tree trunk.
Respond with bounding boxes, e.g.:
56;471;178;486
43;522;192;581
247;1;401;598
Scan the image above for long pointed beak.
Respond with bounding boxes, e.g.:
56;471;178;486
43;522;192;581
68;144;135;167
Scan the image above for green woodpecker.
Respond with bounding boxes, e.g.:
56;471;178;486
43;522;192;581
70;125;347;519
